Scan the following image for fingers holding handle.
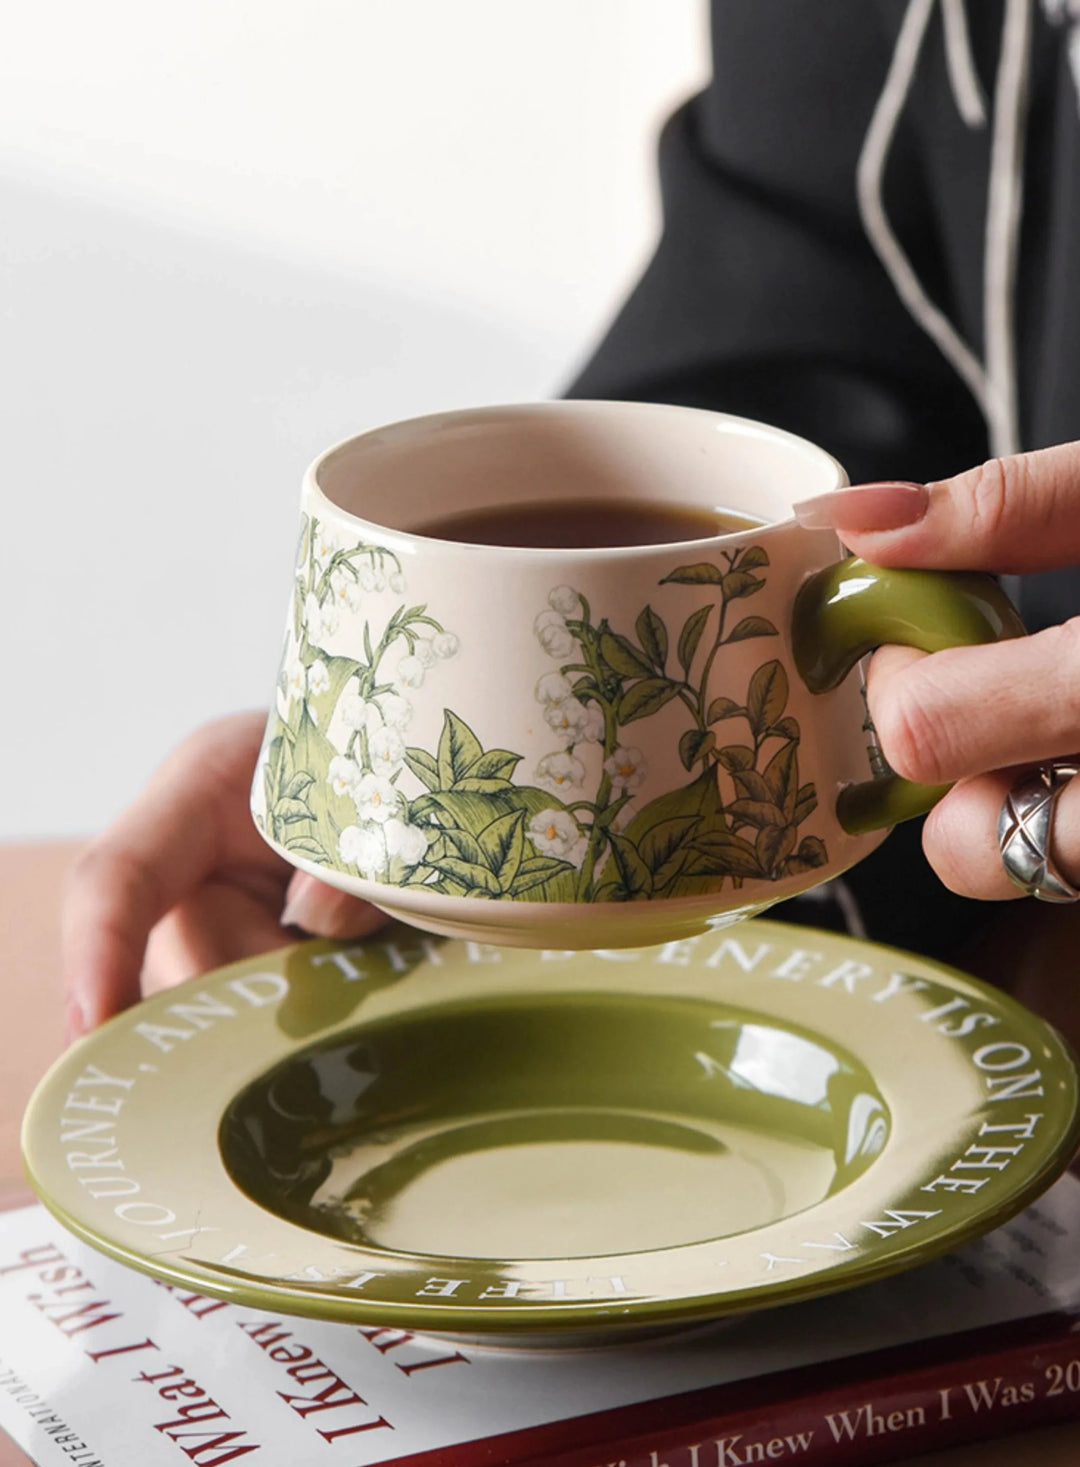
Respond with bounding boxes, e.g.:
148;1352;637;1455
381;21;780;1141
791;558;1026;834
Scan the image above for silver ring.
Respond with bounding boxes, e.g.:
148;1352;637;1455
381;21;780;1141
997;761;1080;903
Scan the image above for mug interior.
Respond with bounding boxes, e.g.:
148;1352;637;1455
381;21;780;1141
313;402;846;545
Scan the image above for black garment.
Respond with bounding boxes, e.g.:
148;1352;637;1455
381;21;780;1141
567;0;1080;961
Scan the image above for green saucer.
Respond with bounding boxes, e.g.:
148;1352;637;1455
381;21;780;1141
21;921;1080;1344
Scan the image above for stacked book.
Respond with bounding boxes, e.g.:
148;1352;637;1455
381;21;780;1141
3;1173;1080;1466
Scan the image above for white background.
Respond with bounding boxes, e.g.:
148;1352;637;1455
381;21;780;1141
0;1;708;838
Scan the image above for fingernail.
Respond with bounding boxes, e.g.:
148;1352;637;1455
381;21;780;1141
64;995;88;1047
280;873;326;931
281;872;361;935
793;482;929;532
281;872;385;940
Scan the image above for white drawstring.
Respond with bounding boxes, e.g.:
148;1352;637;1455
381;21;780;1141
857;0;1033;459
942;0;988;125
984;0;1034;459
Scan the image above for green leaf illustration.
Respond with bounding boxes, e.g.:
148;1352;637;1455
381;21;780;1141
282;771;316;800
453;776;520;795
660;563;724;585
787;835;829;872
746;660;788;736
466;749;523;781
284;835;332;862
411;789;506;835
707;696;745;723
677;605;712;675
679;728;715;771
636;606;669;670
618;677;680;724
757;823;797;873
440;827;486;866
686;831;762;878
607;832;653;897
273;796;316;824
793;783;819;825
624;764;725;839
731;768;775;804
599;630;654;680
429;856;502;896
512;855;575;895
735;545;770;571
402;864;442;888
762;742;799;819
290;709;356;858
593;793;633;830
727;798;786;829
477;809;526;887
437;710;483;788
769;716;801;742
404;748;440;791
295;514;311;569
639;815;700;874
721;570;766;600
262;731;287;815
726;616;778;643
716;744;755;772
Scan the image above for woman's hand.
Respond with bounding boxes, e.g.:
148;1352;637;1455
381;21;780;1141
61;711;385;1042
796;440;1080;901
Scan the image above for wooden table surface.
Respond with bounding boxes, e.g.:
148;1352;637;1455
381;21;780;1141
4;839;1080;1466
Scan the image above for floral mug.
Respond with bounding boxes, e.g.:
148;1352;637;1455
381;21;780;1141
252;401;1023;948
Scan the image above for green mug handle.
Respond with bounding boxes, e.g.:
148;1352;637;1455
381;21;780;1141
791;558;1026;835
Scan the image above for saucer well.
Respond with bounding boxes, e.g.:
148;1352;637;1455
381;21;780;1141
21;921;1080;1344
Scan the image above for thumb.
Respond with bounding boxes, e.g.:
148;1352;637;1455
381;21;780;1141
793;441;1080;573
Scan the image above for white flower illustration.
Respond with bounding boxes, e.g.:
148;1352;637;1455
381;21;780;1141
534;609;575;660
536;751;586;793
328;755;363;798
433;631;459;659
544;696;591;746
528;809;588;867
313;525;344;572
535;671;572;707
389;570;406;594
377;692;413;730
396;655;425;690
414;638;438;668
369;725;406;774
330;567;361;612
580;702;604;743
282;657;306;706
353;772;400;823
340;689;375;732
306;659;330;696
604;747;648;792
304;592;339;649
358;562;387;593
548;585;584;619
339;824;386;878
384;817;428;868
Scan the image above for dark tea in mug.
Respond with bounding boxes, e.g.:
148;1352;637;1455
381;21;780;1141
417;498;764;549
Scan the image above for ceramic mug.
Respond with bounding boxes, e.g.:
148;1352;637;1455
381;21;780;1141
252;401;1022;947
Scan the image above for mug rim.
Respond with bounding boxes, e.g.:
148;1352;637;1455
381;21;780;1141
304;400;848;560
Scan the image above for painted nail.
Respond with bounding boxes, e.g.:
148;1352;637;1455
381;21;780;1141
793;482;929;533
282;872;386;940
280;872;367;936
280;873;326;932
